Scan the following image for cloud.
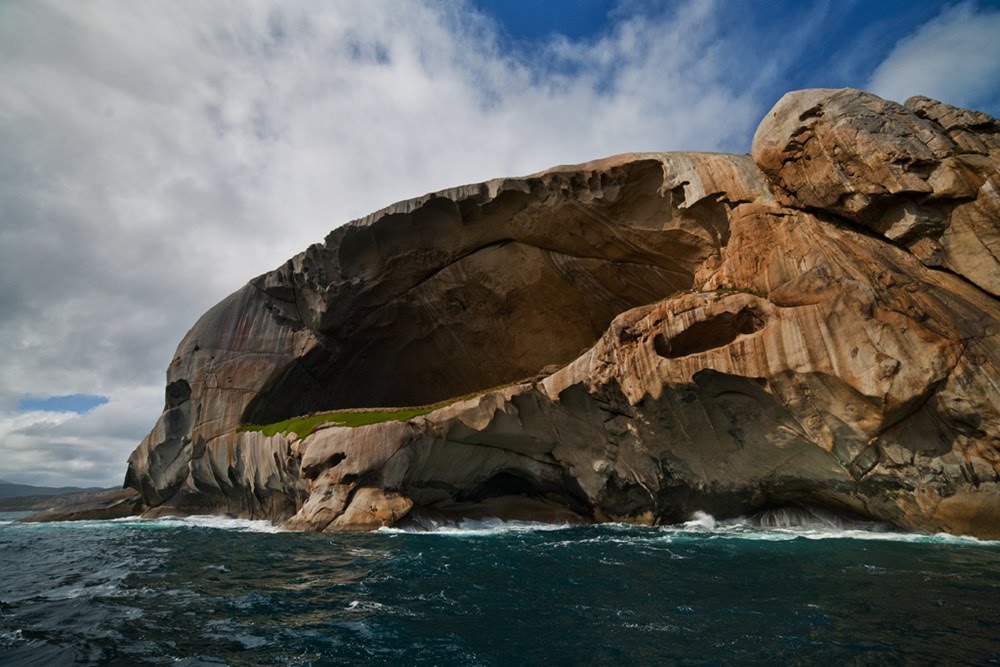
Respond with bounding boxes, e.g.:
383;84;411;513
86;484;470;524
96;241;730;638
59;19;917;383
0;385;160;487
0;0;906;486
867;2;1000;111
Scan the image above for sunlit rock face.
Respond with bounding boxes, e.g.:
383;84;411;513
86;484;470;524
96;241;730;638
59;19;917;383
122;89;1000;539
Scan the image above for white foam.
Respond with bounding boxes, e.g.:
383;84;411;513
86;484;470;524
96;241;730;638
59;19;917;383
345;600;387;612
752;506;880;531
0;512;30;527
0;513;282;532
49;581;122;600
682;510;717;530
130;515;284;533
661;513;998;545
378;516;574;536
378;512;998;546
96;514;282;532
5;508;996;545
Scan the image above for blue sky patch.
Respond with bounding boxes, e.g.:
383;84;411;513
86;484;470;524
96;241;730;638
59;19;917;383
18;394;109;414
474;0;618;42
472;0;1000;117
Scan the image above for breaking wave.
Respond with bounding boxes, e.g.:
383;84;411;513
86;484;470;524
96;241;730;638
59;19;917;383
4;509;997;545
379;510;997;545
378;516;575;536
111;515;284;533
664;514;989;544
5;514;283;533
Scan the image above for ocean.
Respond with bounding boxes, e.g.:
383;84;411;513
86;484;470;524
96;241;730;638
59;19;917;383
1;511;998;666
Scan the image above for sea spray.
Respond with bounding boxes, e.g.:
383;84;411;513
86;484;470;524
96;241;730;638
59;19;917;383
751;506;892;532
682;510;717;530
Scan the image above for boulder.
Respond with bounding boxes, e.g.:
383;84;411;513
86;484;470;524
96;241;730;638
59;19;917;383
752;88;1000;296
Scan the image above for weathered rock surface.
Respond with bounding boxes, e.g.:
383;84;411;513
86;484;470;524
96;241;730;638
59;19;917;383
114;89;1000;538
753;89;1000;296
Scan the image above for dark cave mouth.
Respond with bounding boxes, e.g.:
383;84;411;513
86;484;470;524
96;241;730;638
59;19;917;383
654;307;765;359
238;158;729;426
239;274;689;427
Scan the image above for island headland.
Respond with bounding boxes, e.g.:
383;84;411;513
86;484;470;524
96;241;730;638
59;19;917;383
44;88;1000;537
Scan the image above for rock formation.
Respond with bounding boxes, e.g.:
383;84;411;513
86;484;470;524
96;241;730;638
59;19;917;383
117;88;1000;538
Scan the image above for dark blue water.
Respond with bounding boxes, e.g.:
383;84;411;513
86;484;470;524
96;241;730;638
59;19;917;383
1;513;999;666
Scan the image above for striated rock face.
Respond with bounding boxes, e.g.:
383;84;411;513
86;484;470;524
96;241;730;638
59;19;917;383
753;89;1000;296
122;88;1000;538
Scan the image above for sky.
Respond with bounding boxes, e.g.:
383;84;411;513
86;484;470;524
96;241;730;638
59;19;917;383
1;0;999;488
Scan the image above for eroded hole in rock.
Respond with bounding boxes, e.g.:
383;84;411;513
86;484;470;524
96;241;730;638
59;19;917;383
654;308;764;359
165;379;191;409
302;452;345;479
652;333;672;358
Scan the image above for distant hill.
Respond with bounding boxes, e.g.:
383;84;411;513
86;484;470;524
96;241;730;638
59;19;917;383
0;480;104;500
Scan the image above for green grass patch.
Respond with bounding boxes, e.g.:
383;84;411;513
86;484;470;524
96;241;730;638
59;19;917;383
238;370;565;439
238;403;448;438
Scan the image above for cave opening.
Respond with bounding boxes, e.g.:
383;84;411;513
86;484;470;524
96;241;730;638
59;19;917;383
239;159;737;426
654;308;764;359
462;471;544;503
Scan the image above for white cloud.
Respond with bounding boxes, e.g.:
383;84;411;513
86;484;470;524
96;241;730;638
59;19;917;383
867;2;1000;111
0;385;160;487
0;0;839;486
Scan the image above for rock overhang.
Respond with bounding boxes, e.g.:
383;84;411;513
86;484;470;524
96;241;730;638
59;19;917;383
111;88;1000;538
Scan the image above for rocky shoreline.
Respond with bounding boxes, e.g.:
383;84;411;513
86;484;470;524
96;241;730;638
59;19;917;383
37;88;1000;538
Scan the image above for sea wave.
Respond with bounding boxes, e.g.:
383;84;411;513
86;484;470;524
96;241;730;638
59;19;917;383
378;511;999;546
1;514;283;533
111;515;284;533
4;510;997;545
662;515;998;545
378;516;576;536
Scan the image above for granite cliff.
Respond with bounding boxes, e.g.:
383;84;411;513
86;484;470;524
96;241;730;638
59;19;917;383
112;89;1000;537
